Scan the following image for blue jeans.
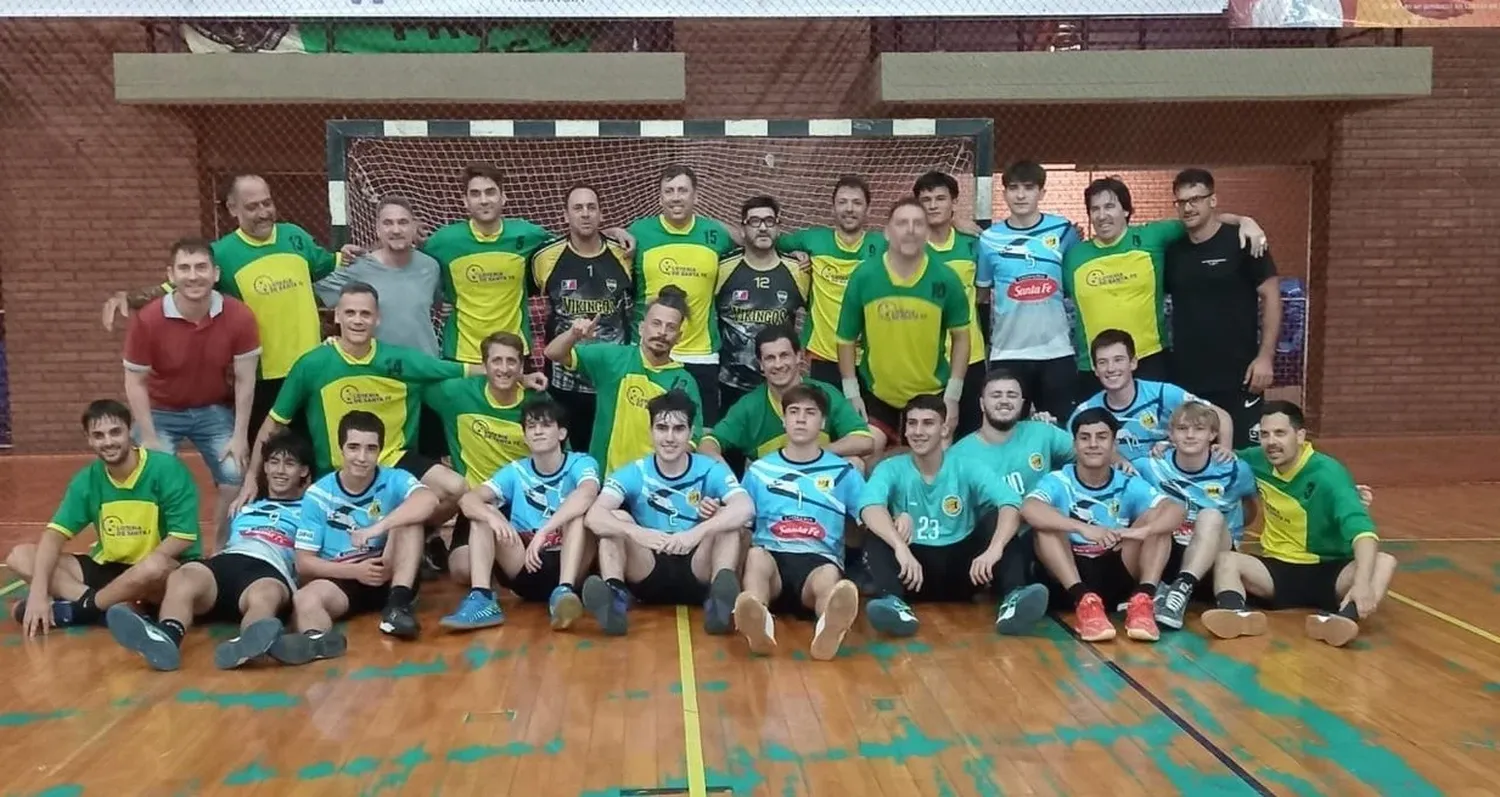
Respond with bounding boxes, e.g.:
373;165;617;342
141;404;243;487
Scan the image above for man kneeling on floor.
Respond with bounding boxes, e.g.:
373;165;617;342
858;394;1048;638
440;398;601;632
731;385;864;660
582;390;753;636
107;432;314;671
1025;407;1186;643
8;400;200;636
274;411;439;664
1201;401;1397;648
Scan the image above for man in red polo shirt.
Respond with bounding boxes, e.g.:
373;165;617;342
123;238;261;546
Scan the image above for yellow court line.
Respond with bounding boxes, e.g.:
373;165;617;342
1389;591;1500;646
675;605;709;797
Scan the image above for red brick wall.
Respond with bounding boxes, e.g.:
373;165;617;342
1;20;1496;451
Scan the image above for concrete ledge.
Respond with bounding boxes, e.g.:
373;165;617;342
114;53;687;104
878;47;1432;103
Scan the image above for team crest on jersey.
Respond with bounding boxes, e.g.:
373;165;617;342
776;291;788;305
813;474;835;493
1205;484;1224;500
1140;412;1158;430
1043;234;1059;249
941;495;963;517
606;278;619;292
686;488;702;506
1028;453;1044;471
368;498;383;520
1108;499;1122;518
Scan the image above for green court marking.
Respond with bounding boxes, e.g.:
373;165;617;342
347;656;448;681
298;757;382;780
9;786;84;797
462;644;522;670
223;760;277;786
669;680;728;694
1400;555;1459;573
871;697;897;711
960;755;1004;797
0;709;77;727
177;688;299;711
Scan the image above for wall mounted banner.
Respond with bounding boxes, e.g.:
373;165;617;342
1230;0;1500;27
7;0;1228;20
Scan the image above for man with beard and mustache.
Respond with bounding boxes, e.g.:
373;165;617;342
714;196;809;412
1201;402;1398;649
544;286;703;474
7;400;201;637
529;184;634;455
857;395;1038;638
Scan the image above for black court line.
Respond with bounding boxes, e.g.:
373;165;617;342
1051;616;1274;797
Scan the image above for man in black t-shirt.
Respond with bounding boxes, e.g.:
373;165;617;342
1164;169;1280;448
529;184;634;454
715;195;810;411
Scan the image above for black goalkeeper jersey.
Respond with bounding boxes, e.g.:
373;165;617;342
714;251;809;391
530;235;633;393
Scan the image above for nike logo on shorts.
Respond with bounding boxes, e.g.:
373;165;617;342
1243;396;1263;409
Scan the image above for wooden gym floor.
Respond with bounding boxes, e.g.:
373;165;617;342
1;437;1498;797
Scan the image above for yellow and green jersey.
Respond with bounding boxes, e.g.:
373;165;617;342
1061;219;1185;370
835;255;970;409
423;377;545;487
566;342;703;473
48;448;201;565
705;378;871;459
1240;443;1377;565
776;227;887;362
926;228;984;365
269;340;467;473
213;224;341;380
425;218;551;364
627;215;737;363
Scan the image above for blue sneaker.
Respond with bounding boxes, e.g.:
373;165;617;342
548;585;583;631
994;583;1049;635
439;589;505;631
703;569;739;635
581;575;629;636
865;595;919;637
12;597;85;629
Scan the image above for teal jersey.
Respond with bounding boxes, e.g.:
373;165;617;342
602;453;746;534
742;449;865;565
947;420;1075;498
1026;465;1167;558
484;452;601;551
857;453;1020;547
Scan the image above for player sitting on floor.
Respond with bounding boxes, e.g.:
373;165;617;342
105;431;314;672
440;398;601;632
1133;402;1257;631
270;411;438;664
729;384;864;660
1201;401;1398;648
858;394;1046;638
1072;329;1234;463
8;399;200;637
581;389;753;636
1025;407;1186;643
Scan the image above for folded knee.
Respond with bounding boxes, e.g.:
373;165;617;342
4;544;35;572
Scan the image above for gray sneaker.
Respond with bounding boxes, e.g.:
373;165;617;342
1155;580;1192;631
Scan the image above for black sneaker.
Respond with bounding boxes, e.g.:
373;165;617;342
267;628;348;666
581;575;630;636
213;618;284;670
1154;580;1193;631
379;603;420;640
703;569;740;635
106;605;181;672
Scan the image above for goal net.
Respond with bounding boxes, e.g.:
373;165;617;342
329;119;993;363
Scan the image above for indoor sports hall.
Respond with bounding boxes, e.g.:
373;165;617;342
2;4;1498;796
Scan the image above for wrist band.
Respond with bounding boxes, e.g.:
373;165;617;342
943;378;964;403
841;378;861;400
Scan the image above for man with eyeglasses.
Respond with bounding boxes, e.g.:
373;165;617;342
715;196;810;412
1163;169;1280;448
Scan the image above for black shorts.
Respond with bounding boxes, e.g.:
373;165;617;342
954;359;986;438
1064;551;1138;608
1163;542;1219;602
552;388;596;456
395;449;441;481
1195;388;1264;449
684;362;722;427
768;550;840;619
74;554;129;591
1261;556;1350;613
630;552;707;606
496;549;563;603
988;356;1077;422
860;389;905;446
201;552;291;623
416;404;450;461
450;514;473;550
807;358;842;387
329;575;421;617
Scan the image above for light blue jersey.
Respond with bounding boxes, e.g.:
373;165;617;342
223;497;302;587
975;213;1079;361
296;467;424;562
858;453;1021;548
603;454;746;534
1132;449;1257;546
1026;465;1166;558
485;452;601;551
743;449;865;565
1070;379;1204;461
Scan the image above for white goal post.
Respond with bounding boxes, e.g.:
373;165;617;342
324;118;995;249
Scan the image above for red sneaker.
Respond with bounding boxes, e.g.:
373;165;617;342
1074;592;1116;642
1124;593;1160;642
